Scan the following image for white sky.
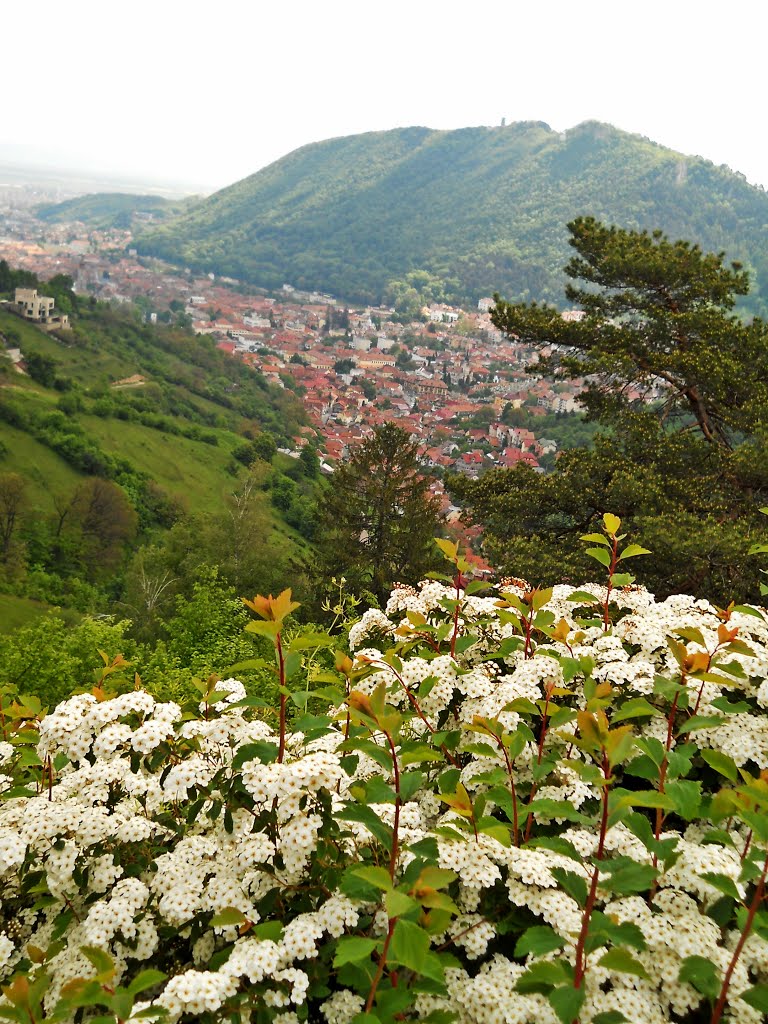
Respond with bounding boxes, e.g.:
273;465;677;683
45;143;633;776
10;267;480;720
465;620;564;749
5;0;767;193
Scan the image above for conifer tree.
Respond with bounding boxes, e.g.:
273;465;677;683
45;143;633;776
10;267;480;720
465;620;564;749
315;423;442;604
455;219;768;601
491;216;768;446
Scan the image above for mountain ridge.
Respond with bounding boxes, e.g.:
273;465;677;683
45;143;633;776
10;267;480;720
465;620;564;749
135;120;768;313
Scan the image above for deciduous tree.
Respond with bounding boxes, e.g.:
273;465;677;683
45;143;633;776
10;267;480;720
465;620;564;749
0;472;26;563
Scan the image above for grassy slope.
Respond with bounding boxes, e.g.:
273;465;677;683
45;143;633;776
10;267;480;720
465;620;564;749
0;307;310;536
0;421;81;511
0;594;78;633
137;120;768;311
79;415;244;516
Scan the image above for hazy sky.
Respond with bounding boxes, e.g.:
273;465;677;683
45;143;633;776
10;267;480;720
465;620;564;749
5;0;767;193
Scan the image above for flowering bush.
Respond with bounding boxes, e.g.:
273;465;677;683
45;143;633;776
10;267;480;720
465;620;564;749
1;517;768;1023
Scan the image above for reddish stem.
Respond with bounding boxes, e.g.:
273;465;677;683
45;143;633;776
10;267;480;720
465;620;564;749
740;830;753;863
365;915;396;1013
383;729;402;881
449;572;463;659
523;611;533;659
524;688;553;842
653;687;681;867
276;632;287;763
710;850;768;1024
573;755;611;1003
602;536;619;629
498;741;520;846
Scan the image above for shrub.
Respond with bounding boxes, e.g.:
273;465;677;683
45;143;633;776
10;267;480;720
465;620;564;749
1;522;768;1023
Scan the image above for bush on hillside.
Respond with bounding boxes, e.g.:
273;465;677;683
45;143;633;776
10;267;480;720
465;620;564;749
1;522;768;1023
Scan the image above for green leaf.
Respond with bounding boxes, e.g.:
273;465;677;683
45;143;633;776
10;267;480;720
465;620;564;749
673;626;706;647
389;919;430;973
454;634;479;654
600;860;658;894
580;533;611;546
81;945;115;978
567;590;600;604
514;926;565;958
598;948;649;979
283;650;302;679
232;741;279;769
333;936;378;967
550;867;588;906
399;770;427;803
602;513;621;535
435;537;458;561
110;991;134;1022
126;970;167;998
709;692;748;709
731;604;764;619
341;738;393;770
592;1013;629;1024
613;789;675;811
525;836;582;862
700;872;741;900
738;984;768;1013
548;985;585;1024
210;907;247;927
337;805;393;845
700;749;739;782
351;866;393;891
618;543;651;560
585;546;611;567
679;955;721;1000
666;779;702;820
609;572;634;587
385;890;419;918
525;798;587;822
350;777;396;805
611;697;660;722
677;714;724;734
400;744;443;767
252;920;284;941
244;619;281;639
288;631;334;650
516;960;572;994
590;914;646;951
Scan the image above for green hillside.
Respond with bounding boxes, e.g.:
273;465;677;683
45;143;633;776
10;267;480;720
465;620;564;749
0;296;317;616
136;120;768;313
35;192;199;229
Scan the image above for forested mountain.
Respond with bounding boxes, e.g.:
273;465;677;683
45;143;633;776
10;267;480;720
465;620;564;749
35;192;199;229
136;120;768;313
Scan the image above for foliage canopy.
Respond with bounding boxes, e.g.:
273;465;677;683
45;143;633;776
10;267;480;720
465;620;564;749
136;122;768;311
455;220;768;601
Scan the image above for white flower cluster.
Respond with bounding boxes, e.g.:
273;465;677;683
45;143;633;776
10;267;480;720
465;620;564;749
0;577;766;1024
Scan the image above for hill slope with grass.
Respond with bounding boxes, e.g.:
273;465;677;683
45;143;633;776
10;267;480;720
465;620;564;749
136;120;768;313
0;295;318;615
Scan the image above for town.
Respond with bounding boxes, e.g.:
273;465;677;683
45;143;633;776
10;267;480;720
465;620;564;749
0;182;594;530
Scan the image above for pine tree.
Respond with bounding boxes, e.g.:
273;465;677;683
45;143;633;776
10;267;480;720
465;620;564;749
491;217;768;446
315;424;442;604
454;219;768;601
